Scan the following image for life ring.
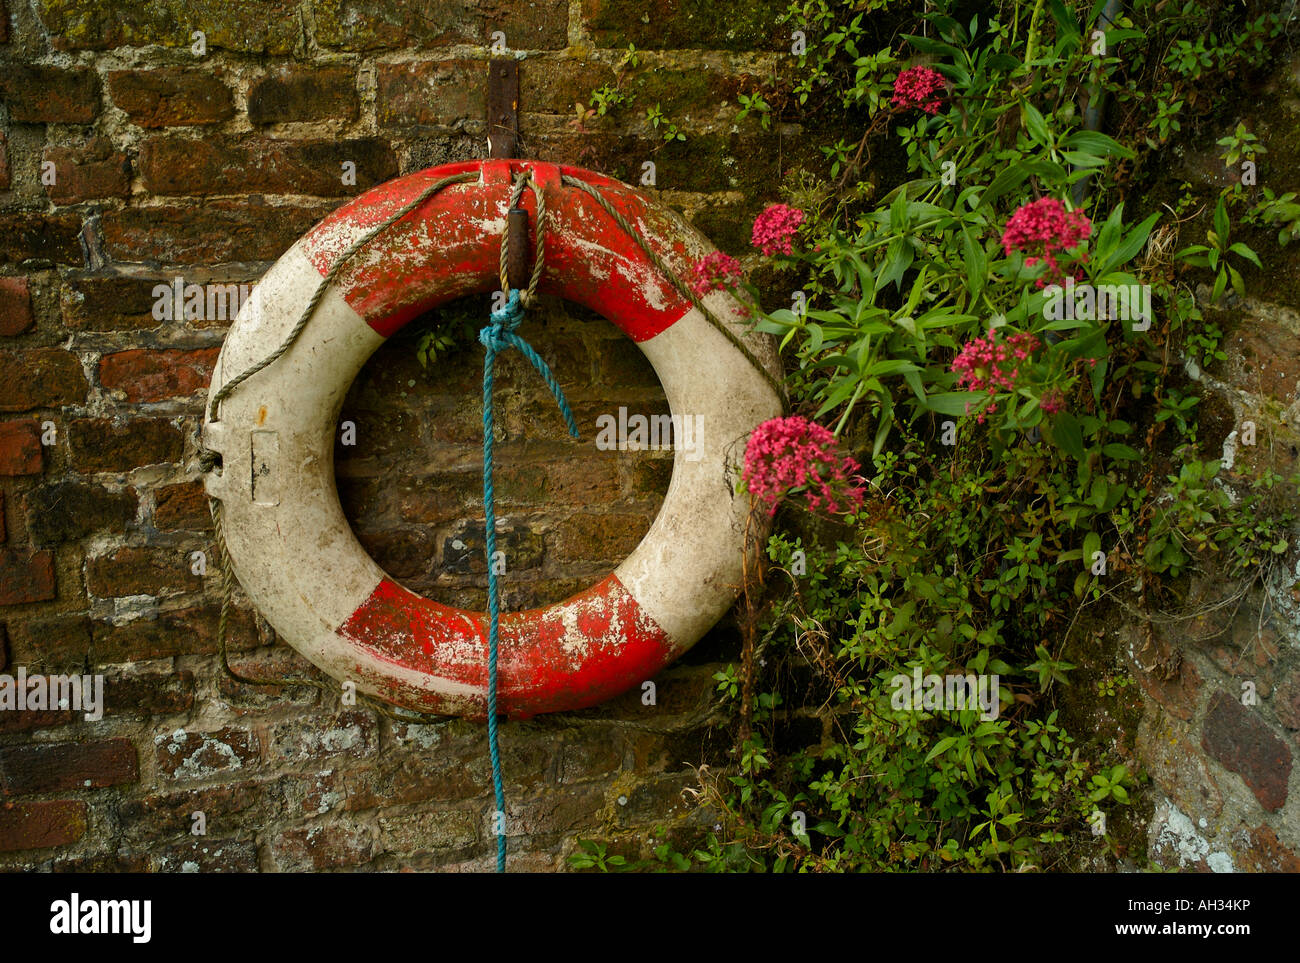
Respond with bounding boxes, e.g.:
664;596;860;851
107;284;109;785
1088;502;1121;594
202;159;782;718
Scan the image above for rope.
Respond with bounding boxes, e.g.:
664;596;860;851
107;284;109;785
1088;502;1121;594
560;173;788;410
479;170;577;873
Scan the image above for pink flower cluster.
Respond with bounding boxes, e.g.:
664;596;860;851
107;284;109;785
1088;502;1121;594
690;250;743;296
1001;198;1091;288
952;328;1042;422
752;203;804;256
1038;390;1065;415
891;66;946;115
742;415;866;517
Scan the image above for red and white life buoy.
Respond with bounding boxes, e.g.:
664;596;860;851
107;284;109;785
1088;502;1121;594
202;159;782;718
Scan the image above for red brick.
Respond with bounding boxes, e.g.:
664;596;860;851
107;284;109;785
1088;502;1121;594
60;271;170;331
24;480;136;546
0;64;100;123
119;777;284;841
102;669;195;718
1275;667;1300;730
0;738;138;795
1202;691;1292;812
88;603;262;663
0;800;87;852
101;199;336;265
0;420;41;475
1240;824;1300;873
68;417;184;472
217;648;325;712
42;137;131;204
0;549;55;605
139;135;397;197
271;823;374;871
377;61;482;128
248;65;358;124
154;726;259;781
0;492;4;542
0;276;32;335
99;348;219;403
0;349;88;412
106;68;234;127
87;545;202;598
4;615;93;671
0;705;74;734
552;512;651;563
0;212;82;265
152;482;212;531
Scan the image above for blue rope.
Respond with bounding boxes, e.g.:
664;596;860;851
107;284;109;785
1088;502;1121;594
479;289;579;873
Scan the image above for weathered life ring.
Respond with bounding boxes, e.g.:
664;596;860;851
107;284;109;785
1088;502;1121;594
202;159;782;718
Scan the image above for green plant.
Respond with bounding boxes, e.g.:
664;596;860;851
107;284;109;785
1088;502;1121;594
737;92;773;130
567;839;626;872
1246;187;1300;246
589;83;627;117
1175;195;1262;303
645;103;685;142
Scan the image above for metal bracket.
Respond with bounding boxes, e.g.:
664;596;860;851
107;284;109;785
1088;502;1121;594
506;208;530;291
487;59;519;160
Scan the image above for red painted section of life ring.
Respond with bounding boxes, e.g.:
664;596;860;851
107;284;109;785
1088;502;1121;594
337;574;673;718
301;159;697;343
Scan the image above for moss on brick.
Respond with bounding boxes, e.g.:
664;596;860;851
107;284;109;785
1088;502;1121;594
582;0;788;51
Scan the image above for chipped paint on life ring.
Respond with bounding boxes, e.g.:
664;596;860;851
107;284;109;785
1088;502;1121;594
201;159;783;719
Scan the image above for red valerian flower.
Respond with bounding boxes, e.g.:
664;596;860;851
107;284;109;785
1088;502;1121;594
690;250;743;296
1002;197;1091;288
952;328;1043;423
752;204;805;256
742;415;866;517
891;65;947;115
1038;390;1065;415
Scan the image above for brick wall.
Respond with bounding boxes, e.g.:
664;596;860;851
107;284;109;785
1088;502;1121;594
0;0;794;870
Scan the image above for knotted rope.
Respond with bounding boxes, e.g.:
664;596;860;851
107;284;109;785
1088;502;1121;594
479;170;577;873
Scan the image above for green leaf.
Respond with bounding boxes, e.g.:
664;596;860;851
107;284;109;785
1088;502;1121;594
926;391;978;415
1103;212;1161;273
961;227;987;299
1050;411;1085;460
925;736;958;762
1022;102;1050;145
1060;129;1135;159
1228;241;1262;268
1214;197;1230;244
981;164;1029;210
